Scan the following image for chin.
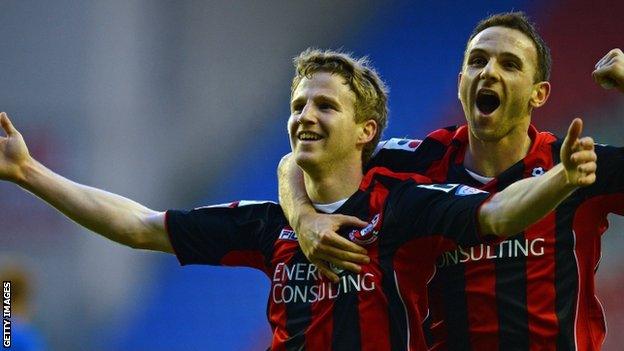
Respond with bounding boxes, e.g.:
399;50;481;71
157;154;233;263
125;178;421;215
294;153;320;172
469;123;504;142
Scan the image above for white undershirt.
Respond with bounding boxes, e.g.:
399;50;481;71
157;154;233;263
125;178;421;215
313;198;348;214
465;168;494;184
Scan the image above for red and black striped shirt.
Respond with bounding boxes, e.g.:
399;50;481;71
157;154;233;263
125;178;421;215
165;169;491;350
370;125;624;351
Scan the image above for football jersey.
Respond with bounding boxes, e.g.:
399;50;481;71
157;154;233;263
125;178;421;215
370;125;624;351
166;169;491;351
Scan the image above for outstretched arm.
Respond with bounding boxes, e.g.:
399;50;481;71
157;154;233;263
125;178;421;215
0;112;172;252
480;118;596;236
593;48;624;92
278;154;368;282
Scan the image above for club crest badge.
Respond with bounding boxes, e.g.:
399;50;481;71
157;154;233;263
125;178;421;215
349;213;381;245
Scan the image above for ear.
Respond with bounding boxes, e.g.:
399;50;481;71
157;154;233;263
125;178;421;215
529;81;551;108
357;119;378;145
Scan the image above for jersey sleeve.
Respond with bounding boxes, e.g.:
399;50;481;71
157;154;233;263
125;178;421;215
585;144;624;197
367;138;427;172
385;181;490;250
165;201;283;273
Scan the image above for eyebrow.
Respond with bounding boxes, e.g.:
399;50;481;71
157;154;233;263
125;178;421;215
290;94;342;109
468;48;523;63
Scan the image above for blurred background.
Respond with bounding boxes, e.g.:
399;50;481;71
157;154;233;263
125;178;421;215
0;0;623;349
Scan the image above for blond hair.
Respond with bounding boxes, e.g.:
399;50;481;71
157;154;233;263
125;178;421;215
291;48;389;164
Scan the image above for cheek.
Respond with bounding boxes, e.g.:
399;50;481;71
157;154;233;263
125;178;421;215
287;116;297;134
458;77;471;97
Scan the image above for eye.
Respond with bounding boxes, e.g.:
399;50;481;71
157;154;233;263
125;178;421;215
503;61;520;70
291;103;304;114
318;102;335;111
469;57;487;67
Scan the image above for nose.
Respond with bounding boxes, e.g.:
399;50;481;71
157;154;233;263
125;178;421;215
479;59;500;82
297;103;317;125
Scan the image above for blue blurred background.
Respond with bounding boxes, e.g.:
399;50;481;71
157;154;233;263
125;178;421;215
1;0;623;349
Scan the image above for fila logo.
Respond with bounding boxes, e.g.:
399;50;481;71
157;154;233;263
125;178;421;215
278;228;298;241
349;214;381;245
380;138;422;152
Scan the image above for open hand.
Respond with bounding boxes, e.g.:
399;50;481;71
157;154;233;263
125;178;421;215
0;112;31;183
295;211;370;282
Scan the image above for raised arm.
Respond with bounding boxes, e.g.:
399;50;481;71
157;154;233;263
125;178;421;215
0;112;172;253
278;153;368;281
593;48;624;92
480;118;596;236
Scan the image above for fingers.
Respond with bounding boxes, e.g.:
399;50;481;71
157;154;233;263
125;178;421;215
317;244;370;265
296;213;372;282
570;150;597;164
0;112;18;137
570;135;597;187
577;162;597;174
333;214;369;229
593;49;624;90
561;118;582;158
578;136;594;149
593;65;617;89
594;48;622;69
576;173;596;186
311;260;339;283
567;118;583;142
569;135;595;167
593;70;616;89
322;228;368;254
315;252;363;273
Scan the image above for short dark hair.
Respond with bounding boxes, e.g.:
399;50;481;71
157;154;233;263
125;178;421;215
467;11;551;82
291;48;389;165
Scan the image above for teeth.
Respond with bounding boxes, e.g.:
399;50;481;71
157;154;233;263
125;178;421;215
478;89;498;97
298;132;321;141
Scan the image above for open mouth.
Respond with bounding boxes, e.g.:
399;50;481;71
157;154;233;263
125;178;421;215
476;90;501;115
297;131;323;141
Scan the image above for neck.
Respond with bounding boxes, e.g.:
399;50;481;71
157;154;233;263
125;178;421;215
464;121;532;177
303;158;363;204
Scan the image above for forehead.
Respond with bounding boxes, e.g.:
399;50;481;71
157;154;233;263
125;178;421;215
467;26;537;62
292;72;356;104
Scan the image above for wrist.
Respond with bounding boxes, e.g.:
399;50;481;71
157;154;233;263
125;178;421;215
14;157;38;187
294;202;315;219
559;166;579;192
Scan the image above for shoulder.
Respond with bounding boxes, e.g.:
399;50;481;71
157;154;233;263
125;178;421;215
175;200;285;224
368;126;463;173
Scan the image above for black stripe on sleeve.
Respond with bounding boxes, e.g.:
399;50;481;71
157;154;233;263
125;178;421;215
584;144;624;196
166;203;282;266
386;181;489;247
